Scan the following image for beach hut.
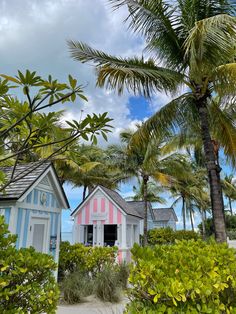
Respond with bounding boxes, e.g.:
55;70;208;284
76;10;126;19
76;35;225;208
71;185;143;262
0;161;69;268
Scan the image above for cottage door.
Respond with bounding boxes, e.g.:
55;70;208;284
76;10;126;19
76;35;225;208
30;217;49;253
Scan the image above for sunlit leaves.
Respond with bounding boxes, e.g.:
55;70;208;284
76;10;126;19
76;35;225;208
66;112;113;145
127;240;236;312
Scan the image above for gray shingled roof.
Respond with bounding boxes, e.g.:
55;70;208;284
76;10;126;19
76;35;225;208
126;201;152;219
152;208;178;222
100;186;143;218
0;161;52;200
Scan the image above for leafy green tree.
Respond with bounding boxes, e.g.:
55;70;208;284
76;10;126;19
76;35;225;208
68;1;236;242
0;70;113;191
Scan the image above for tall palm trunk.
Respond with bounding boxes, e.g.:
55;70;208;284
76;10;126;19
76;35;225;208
197;97;226;242
228;197;233;216
182;195;186;230
189;204;194;231
142;174;149;246
201;208;206;240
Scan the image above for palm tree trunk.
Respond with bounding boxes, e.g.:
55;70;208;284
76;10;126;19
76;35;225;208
197;99;226;242
82;185;87;201
142;174;149;246
190;206;194;231
228;197;233;216
201;209;206;240
182;195;186;230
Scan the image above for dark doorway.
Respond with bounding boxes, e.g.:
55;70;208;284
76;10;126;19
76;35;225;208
85;225;93;246
104;224;117;246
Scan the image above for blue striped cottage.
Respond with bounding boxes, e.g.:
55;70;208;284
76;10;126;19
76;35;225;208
0;162;69;271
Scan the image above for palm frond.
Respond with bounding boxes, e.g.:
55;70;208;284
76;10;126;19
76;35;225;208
68;41;183;97
110;0;184;70
177;0;234;33
130;92;196;145
185;14;236;80
209;99;236;168
214;63;236;97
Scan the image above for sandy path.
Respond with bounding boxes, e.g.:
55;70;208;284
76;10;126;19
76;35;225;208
57;295;128;314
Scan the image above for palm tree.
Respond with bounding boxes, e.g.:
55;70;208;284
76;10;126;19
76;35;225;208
169;159;206;231
68;0;236;241
107;128;185;245
55;144;122;200
131;181;166;204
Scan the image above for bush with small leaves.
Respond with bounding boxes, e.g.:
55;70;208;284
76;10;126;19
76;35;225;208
58;241;118;280
126;240;236;313
0;216;59;314
147;227;200;245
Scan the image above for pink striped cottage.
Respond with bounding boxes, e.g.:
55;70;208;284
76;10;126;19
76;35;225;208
71;185;143;262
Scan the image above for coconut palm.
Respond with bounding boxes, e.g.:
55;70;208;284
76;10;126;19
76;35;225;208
170;160;209;231
55;144;122;200
68;0;236;241
107;128;186;245
131;181;166;204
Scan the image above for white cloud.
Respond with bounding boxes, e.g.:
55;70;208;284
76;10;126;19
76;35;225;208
0;0;149;144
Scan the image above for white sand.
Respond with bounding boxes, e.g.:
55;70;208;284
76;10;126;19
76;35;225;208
57;295;128;314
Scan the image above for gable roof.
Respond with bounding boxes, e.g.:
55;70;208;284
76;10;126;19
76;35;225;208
152;207;178;222
0;161;69;208
71;185;143;218
126;201;153;219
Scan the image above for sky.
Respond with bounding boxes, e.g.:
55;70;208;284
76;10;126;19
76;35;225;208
1;0;234;232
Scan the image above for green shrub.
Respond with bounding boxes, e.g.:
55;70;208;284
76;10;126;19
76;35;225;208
61;271;93;304
126;240;236;313
58;241;117;280
147;227;200;245
94;265;121;303
199;214;236;238
0;216;59;314
227;229;236;240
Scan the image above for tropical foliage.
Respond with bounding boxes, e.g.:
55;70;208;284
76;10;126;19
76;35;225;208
0;70;113;191
147;227;200;245
68;0;236;242
107;128;186;244
58;241;118;280
0;216;59;314
198;214;236;239
59;241;129;304
127;240;236;313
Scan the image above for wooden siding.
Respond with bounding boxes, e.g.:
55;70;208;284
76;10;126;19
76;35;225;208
76;191;125;226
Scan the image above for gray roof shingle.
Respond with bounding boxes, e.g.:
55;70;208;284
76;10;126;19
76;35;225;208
0;161;51;200
152;208;178;222
126;201;152;219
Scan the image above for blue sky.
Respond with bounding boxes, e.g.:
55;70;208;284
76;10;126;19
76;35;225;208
1;0;235;232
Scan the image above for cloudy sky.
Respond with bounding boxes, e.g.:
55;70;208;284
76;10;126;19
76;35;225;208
0;0;202;231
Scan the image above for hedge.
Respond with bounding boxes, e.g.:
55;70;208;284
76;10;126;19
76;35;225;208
127;240;236;313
